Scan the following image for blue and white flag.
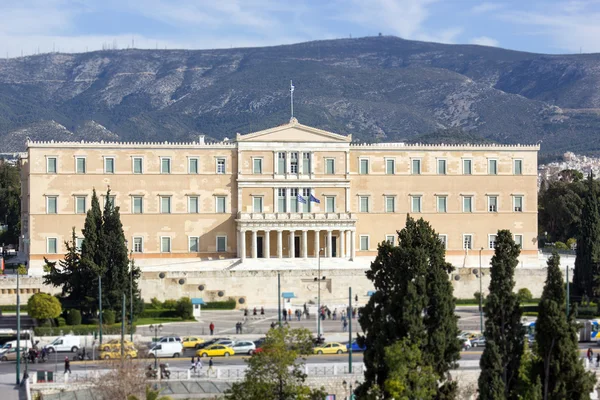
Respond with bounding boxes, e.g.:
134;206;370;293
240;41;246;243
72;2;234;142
309;194;320;204
297;195;306;204
290;80;295;93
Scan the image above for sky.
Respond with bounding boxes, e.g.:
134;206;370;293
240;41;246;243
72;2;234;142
1;0;600;58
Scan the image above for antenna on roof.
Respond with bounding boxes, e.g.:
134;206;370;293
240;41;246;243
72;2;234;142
290;80;295;121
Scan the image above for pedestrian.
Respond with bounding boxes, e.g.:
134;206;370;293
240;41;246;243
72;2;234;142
235;322;239;334
253;307;257;316
297;309;301;321
288;309;292;320
209;322;215;335
64;357;71;374
197;358;203;374
341;309;346;320
588;347;594;363
353;308;357;319
333;309;337;320
327;309;331;319
260;307;265;315
270;321;276;329
208;358;214;375
244;308;248;317
343;319;348;332
190;356;197;373
239;321;243;334
282;309;287;321
596;353;600;368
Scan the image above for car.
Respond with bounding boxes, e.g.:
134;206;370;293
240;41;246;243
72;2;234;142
458;331;477;341
314;343;347;355
215;339;235;347
471;336;486;348
157;336;181;344
460;338;472;350
346;340;366;352
232;341;256;355
196;344;234;358
99;347;138;360
0;348;26;362
182;337;205;349
45;336;80;353
147;342;183;358
101;339;134;352
196;338;230;349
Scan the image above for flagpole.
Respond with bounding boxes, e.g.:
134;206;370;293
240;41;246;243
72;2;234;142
290;80;294;120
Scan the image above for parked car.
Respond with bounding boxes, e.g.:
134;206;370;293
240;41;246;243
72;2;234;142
45;336;80;353
157;336;181;344
0;340;33;355
101;339;134;352
314;342;346;355
147;342;183;358
182;337;205;349
458;331;477;341
215;339;235;347
471;336;486;348
99;347;138;360
196;344;234;358
0;348;26;362
232;341;256;355
346;340;366;352
196;338;230;349
460;338;472;350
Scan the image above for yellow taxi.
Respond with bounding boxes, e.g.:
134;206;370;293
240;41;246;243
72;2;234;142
101;339;134;352
195;344;234;358
313;342;347;355
99;347;138;360
182;336;205;349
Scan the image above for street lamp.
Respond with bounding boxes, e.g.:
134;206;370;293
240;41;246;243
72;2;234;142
149;324;163;370
125;239;134;342
314;248;325;336
473;247;484;333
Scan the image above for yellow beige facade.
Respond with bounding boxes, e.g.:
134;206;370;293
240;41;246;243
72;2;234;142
20;119;539;275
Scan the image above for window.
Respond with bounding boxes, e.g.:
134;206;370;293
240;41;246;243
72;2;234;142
188;158;199;174
76;157;86;174
325;196;335;213
513;196;523;212
437;159;447;175
133;157;143;174
514;234;523;248
160;237;171;253
301;188;311;212
385;235;395;245
253;158;262;174
133;237;143;253
160;196;171;214
359;196;369;212
463;196;473;213
216;158;226;174
385;196;396;213
46;196;58;214
325;158;335;175
132;196;143;214
47;157;57;174
216;196;226;213
438;234;448;249
277;189;286;212
189;237;199;252
385;159;395;175
216;236;227;252
359;159;369;175
302;152;311;174
253;196;263;213
411;196;422;213
463;234;473;250
488;159;498;175
462;159;472;175
360;235;369;251
437;196;447;213
514;159;523;175
488;196;498;212
289;189;298;212
277;152;286;174
489;234;497;249
104;157;115;174
188;196;199;214
411;159;421;175
290;152;298;174
75;238;84;251
161;158;171;174
47;238;57;254
75;196;86;214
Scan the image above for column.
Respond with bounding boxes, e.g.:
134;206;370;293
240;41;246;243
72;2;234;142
339;230;345;259
289;230;295;258
264;230;270;259
314;230;320;257
346;230;351;258
251;230;258;259
302;230;308;258
350;230;356;261
277;230;283;258
327;230;333;258
240;230;246;261
286;188;291;213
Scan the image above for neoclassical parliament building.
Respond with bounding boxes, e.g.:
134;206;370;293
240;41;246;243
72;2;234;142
20;119;539;275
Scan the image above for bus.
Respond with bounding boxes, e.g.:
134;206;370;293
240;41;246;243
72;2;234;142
523;320;600;343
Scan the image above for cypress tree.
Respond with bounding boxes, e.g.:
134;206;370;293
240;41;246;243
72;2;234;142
357;216;460;399
478;230;524;400
573;173;600;298
534;251;596;400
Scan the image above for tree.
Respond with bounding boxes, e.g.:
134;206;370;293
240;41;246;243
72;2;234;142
538;179;585;244
225;326;325;400
479;230;524;400
517;288;533;304
383;339;438;400
516;340;542;400
357;216;460;399
0;163;21;247
573;173;600;298
27;293;62;322
175;297;193;320
533;251;596;400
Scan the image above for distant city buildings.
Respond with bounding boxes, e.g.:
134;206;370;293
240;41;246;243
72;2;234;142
538;152;600;186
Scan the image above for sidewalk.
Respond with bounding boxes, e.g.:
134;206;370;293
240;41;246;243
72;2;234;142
0;373;24;400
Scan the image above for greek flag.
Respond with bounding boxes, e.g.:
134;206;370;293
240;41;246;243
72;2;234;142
309;194;320;204
297;194;306;204
290;80;294;93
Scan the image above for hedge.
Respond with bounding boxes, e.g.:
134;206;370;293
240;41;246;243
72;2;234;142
204;300;236;310
138;309;178;318
141;299;236;314
34;324;135;336
0;305;27;312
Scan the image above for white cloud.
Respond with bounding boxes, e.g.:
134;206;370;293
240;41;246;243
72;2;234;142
469;36;499;47
471;2;504;14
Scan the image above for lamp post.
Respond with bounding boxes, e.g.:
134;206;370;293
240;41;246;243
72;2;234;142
278;272;282;328
99;274;103;345
126;242;134;342
149;324;163;370
348;287;352;374
15;261;20;385
314;248;324;336
478;248;484;333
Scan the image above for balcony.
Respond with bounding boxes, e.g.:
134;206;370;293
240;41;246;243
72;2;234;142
237;212;356;221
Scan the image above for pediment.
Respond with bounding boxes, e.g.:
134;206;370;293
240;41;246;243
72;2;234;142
236;119;351;143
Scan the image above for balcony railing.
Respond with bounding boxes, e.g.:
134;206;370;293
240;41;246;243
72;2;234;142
237;212;356;221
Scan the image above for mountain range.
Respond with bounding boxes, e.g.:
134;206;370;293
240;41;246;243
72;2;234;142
1;36;600;154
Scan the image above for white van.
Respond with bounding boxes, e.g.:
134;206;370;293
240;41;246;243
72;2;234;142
45;336;80;353
147;342;182;358
0;340;33;355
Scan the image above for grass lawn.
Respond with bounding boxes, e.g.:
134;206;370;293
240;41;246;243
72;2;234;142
135;317;185;326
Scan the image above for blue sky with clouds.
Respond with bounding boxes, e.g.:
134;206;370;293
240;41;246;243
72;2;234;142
2;0;600;57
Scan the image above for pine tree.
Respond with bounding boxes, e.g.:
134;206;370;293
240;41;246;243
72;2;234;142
573;173;600;298
357;216;460;399
534;251;596;400
479;230;524;400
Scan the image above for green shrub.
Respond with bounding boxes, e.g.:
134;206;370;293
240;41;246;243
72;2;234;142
163;299;177;310
566;238;577;249
34;324;136;336
102;310;116;325
65;309;82;326
0;305;26;312
138;309;178;318
56;317;66;327
554;241;569;250
203;300;237;310
517;288;533;303
474;291;485;305
27;293;62;322
149;298;162;309
175;297;193;320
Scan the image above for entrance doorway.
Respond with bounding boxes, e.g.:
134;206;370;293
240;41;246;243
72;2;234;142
257;236;264;258
332;236;337;258
294;236;301;258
